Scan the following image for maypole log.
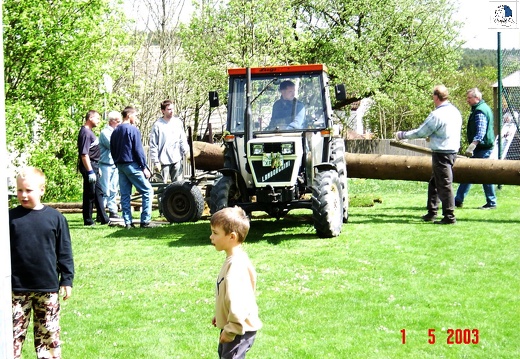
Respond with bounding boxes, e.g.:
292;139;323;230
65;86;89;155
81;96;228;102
191;141;520;185
345;153;520;185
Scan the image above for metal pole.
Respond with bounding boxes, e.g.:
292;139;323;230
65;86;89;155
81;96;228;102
0;6;15;358
188;126;196;181
497;32;503;160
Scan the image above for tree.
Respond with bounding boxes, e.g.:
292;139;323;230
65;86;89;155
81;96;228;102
292;0;463;137
3;0;128;201
178;0;464;138
176;0;302;139
460;49;498;69
118;0;210;142
445;65;497;149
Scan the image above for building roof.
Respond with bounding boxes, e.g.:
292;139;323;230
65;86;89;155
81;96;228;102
493;70;520;87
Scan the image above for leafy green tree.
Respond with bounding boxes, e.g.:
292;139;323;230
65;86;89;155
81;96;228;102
445;65;497;150
292;0;463;137
176;0;301;139
179;0;464;139
3;0;128;201
460;49;498;69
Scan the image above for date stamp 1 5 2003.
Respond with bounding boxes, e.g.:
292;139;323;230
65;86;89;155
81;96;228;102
400;328;479;345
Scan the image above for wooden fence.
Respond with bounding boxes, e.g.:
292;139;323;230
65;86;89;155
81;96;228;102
346;139;429;156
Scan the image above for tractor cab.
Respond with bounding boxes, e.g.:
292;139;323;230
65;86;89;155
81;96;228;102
227;64;333;133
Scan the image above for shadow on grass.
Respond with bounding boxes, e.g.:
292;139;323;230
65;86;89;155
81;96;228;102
247;214;318;245
348;205;424;224
351;205;520;224
102;213;318;247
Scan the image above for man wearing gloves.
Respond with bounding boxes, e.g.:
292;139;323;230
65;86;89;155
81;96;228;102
395;85;462;224
455;88;497;209
149;99;189;183
77;110;110;226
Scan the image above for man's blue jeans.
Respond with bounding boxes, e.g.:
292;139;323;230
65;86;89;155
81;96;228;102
100;163;119;215
116;162;153;225
455;148;497;206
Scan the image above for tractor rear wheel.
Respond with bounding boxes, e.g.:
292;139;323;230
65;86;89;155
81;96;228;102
311;170;344;238
161;181;204;223
210;176;234;214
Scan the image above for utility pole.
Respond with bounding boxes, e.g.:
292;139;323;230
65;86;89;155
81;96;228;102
0;6;14;359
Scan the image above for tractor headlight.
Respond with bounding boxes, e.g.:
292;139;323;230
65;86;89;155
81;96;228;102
281;143;294;155
252;144;264;155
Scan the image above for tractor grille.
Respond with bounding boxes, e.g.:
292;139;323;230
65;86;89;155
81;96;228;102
263;143;282;153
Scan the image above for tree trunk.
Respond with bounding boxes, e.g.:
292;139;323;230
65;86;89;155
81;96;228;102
191;141;520;185
345;153;520;185
193;141;225;171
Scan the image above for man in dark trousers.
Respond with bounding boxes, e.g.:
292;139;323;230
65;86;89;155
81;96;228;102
455;88;497;209
395;85;462;224
77;110;110;226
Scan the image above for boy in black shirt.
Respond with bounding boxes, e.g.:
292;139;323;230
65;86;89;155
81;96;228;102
9;167;74;359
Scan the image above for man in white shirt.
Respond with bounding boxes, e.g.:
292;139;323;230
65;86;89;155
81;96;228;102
395;85;462;225
149;100;189;183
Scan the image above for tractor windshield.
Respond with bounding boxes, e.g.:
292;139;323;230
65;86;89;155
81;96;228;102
228;73;327;133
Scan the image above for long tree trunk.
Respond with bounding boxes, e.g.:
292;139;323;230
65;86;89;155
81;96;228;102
345;153;520;185
191;141;520;185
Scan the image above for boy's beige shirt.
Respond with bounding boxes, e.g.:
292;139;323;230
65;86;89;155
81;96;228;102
215;250;262;340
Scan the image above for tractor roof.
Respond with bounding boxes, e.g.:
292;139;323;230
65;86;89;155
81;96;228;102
227;64;328;76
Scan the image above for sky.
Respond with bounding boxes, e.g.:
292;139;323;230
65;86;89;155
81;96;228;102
455;0;520;49
124;0;520;50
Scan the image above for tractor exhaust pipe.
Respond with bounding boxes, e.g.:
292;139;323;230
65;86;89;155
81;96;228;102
244;67;252;155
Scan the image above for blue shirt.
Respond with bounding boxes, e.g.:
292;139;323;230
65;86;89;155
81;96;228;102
471;112;487;143
270;98;305;129
99;125;115;165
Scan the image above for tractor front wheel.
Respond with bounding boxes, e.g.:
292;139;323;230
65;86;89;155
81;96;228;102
311;170;344;238
331;139;349;223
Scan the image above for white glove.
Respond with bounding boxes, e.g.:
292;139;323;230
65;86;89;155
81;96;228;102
153;162;161;173
465;143;477;157
394;131;406;140
88;170;97;183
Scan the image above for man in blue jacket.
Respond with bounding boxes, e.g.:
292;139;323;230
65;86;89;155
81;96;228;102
110;106;159;229
269;80;305;130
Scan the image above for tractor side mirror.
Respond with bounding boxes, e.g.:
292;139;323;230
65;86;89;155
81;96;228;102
209;91;219;108
334;84;346;102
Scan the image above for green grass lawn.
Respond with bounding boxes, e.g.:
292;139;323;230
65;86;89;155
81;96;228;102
21;180;520;358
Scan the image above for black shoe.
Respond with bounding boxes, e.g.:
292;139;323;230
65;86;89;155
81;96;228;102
125;223;136;229
479;204;496;210
422;213;437;222
108;221;125;228
97;218;110;225
434;217;456;225
455;200;463;208
140;222;161;228
109;213;121;219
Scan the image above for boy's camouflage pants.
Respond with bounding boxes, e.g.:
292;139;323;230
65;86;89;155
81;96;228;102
12;292;61;359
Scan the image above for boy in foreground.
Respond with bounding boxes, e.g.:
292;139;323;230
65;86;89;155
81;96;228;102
9;167;74;359
210;207;262;359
